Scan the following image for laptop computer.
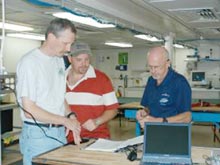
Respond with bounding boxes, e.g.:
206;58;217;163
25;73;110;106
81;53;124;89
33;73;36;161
140;122;192;165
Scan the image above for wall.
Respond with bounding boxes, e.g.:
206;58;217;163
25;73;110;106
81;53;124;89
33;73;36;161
3;37;41;72
3;37;41;127
199;43;220;59
197;43;220;87
174;48;194;79
93;47;149;92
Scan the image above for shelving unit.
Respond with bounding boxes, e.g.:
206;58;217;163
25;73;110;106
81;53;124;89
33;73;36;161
0;73;16;94
0;73;17;160
199;58;220;62
185;55;220;62
0;72;17;118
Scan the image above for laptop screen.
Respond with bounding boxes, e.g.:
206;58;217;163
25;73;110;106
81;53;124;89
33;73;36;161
143;122;191;158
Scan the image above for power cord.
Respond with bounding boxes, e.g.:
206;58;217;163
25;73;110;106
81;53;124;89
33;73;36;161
118;145;141;161
2;85;65;145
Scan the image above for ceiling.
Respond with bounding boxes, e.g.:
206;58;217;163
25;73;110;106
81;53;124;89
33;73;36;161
1;0;220;49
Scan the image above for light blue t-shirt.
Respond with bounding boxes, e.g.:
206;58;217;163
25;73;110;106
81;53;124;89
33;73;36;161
16;48;66;122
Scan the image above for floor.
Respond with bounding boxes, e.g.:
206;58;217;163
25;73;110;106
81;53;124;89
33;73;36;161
2;117;220;165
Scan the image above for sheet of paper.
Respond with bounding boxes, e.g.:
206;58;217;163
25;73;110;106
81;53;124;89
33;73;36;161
117;135;143;149
85;139;123;152
85;135;144;152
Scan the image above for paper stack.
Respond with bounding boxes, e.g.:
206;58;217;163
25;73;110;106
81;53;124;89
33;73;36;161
85;135;143;152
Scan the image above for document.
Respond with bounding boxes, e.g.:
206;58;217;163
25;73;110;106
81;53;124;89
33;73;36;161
85;135;143;152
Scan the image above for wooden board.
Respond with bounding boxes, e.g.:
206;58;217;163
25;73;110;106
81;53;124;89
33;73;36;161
119;102;143;109
32;140;220;164
33;144;138;165
192;106;220;112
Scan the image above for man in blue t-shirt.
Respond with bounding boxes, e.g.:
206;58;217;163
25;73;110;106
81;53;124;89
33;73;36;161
136;46;191;128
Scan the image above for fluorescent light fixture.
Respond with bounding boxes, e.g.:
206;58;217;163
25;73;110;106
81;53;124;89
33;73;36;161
105;42;133;48
134;34;162;42
53;12;115;28
149;0;176;2
0;22;33;31
174;44;184;48
7;33;45;41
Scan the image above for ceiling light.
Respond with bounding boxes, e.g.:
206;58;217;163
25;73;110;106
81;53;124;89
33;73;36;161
0;22;33;31
149;0;176;2
105;42;133;48
174;44;184;48
53;12;115;28
7;33;45;41
134;34;162;42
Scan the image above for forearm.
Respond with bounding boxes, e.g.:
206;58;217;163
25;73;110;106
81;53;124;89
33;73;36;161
166;111;191;123
22;97;66;125
138;111;191;128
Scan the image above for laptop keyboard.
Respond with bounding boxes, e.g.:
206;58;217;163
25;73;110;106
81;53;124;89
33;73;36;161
141;162;191;165
141;156;192;165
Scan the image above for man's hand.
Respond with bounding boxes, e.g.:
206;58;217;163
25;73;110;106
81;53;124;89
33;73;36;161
139;115;163;128
64;117;81;145
136;109;148;121
82;119;98;131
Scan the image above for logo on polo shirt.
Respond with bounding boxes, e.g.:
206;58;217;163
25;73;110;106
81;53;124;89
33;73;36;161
159;93;170;106
59;68;65;76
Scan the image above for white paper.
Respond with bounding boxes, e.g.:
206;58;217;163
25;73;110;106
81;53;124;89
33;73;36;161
85;135;143;152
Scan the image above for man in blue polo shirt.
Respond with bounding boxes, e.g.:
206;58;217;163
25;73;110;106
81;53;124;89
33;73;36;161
136;46;191;128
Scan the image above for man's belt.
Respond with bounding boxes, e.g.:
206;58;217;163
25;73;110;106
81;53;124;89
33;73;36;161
24;121;63;128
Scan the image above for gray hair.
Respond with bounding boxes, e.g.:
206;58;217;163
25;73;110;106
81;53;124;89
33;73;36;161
45;18;77;39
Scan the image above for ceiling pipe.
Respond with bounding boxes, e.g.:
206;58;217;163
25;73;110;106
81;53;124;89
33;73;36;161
27;0;164;41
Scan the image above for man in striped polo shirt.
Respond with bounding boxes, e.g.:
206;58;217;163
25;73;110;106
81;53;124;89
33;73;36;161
65;42;119;142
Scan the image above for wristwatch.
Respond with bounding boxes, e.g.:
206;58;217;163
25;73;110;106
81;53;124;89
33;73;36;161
163;117;168;123
66;112;77;118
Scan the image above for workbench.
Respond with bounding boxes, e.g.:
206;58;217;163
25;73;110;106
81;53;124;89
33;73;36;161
118;102;220;141
192;106;220;142
32;139;220;164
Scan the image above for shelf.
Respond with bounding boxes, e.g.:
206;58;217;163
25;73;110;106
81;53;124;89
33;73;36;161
0;73;16;78
0;103;17;112
0;73;17;111
185;57;220;62
199;58;220;62
0;73;16;95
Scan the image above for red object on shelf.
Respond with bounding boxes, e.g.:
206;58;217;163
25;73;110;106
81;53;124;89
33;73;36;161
191;101;211;107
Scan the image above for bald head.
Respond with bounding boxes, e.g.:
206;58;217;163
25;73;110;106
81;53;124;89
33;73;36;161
147;46;170;84
147;46;169;63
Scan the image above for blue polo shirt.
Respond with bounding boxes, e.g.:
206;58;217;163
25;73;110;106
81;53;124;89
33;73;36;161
141;68;191;117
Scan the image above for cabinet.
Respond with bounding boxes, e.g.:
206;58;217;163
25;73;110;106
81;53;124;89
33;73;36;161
0;73;17;158
191;88;220;100
1;73;17;133
124;87;144;98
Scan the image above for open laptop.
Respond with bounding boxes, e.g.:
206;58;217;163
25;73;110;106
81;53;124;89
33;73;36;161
140;122;192;165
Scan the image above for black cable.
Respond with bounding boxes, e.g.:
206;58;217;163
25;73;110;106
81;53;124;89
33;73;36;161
118;145;141;161
2;85;65;145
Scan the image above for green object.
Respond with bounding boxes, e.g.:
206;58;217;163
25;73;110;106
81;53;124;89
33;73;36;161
118;52;128;65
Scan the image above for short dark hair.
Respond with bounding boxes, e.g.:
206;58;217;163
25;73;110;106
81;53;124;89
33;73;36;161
45;18;77;39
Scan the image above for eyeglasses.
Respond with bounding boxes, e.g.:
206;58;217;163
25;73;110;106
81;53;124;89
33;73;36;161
148;59;169;71
148;64;165;71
